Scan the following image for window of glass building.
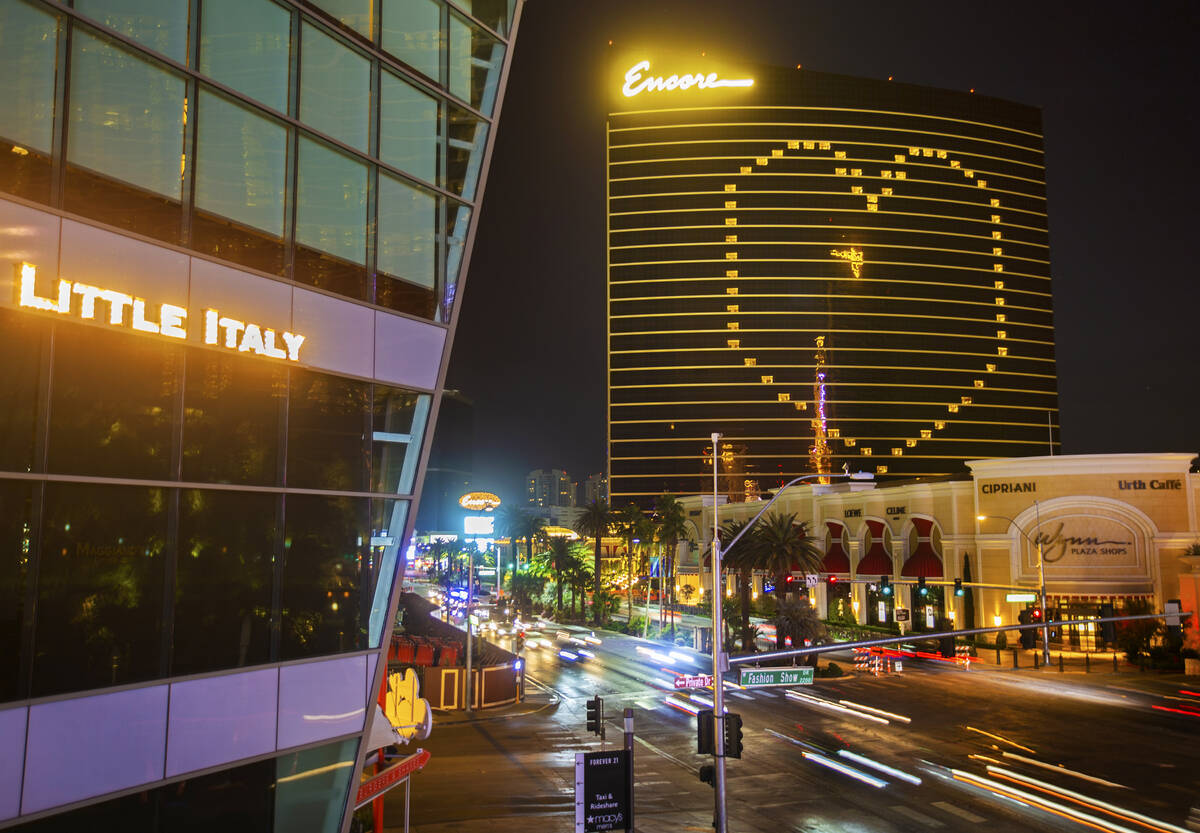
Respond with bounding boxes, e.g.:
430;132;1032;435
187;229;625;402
33;483;168;697
48;323;181;481
0;1;58;203
294;135;369;299
275;737;359;832
174;489;276;676
198;0;291;114
299;22;370;153
286;368;369;492
310;0;373;40
75;0;190;63
370;387;430;494
376;172;438;316
381;0;442;81
456;0;512;36
182;348;285;486
448;11;504;113
193;89;289;275
441;201;471;321
379;70;440;186
0;307;47;474
0;480;32;702
367;499;407;646
446;104;487;200
65;28;187;242
280;494;368;659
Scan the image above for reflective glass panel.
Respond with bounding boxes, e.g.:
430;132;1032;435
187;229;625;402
300;23;370;152
198;0;291;113
371;387;430;494
286;367;369;491
448;12;504;113
310;0;373;39
295;135;368;297
0;1;57;202
367;499;408;646
275;738;359;832
33;483;167;697
0;480;32;702
280;494;368;659
377;173;437;289
379;70;440;185
48;323;181;481
182;348;285;485
446;104;487;200
459;0;510;36
0;307;47;473
381;0;442;81
174;489;276;676
75;0;190;63
441;200;471;321
195;90;288;238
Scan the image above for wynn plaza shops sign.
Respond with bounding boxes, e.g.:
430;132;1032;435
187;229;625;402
14;262;306;361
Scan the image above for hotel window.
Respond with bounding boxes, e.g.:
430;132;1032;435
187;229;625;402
905;438;916;447
0;308;46;473
844;438;855;446
726;304;739;312
895;171;905;179
996;313;1006;322
828;428;840;438
295;135;369;298
861;447;872;456
934;421;945;430
0;479;32;701
760;375;773;384
727;339;739;348
198;0;291;113
777;393;790;402
447;104;488;200
441;202;471;322
743;357;755;366
892;447;902;456
382;0;443;81
920;429;932;438
994;280;1004;289
377;172;439;314
875;465;887;475
77;0;189;62
834;150;845;159
990;198;1001;207
992;230;1002;239
818;141;830;150
771;148;782;157
894;154;905;162
380;70;441;186
193;90;289;275
986;363;996;372
65;28;187;242
997;346;1008;356
0;0;58;202
300;22;370;152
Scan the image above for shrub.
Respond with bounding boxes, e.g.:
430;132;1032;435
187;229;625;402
995;631;1008;651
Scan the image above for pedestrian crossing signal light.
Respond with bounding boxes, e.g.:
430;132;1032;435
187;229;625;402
699;764;715;787
827;575;837;584
880;576;892;596
954;578;964;596
697;708;715;754
724;712;744;759
918;576;928;596
585;695;604;738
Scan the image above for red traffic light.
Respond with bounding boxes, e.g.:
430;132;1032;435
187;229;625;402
828;575;838;584
1031;608;1043;620
784;575;795;584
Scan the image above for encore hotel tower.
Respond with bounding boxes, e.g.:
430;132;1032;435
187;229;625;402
0;0;521;830
608;56;1059;504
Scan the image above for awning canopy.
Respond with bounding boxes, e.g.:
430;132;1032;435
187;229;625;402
856;520;892;575
822;521;850;573
901;517;943;578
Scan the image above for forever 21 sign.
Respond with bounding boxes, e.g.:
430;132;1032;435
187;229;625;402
575;750;632;832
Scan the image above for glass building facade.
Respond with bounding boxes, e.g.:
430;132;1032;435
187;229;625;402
608;60;1058;503
0;0;522;828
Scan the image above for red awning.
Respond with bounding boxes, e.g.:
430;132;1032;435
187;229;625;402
901;517;943;577
856;520;892;575
822;521;850;573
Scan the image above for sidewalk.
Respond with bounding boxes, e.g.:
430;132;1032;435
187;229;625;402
429;687;559;727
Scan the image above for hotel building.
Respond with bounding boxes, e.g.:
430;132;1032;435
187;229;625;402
0;0;521;828
608;58;1058;504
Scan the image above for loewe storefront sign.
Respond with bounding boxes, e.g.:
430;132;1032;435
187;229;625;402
15;262;306;361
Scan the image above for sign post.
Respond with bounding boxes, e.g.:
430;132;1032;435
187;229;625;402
575;750;632;832
737;666;814;688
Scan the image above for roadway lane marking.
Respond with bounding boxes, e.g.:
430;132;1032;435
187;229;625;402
633;733;700;775
891;805;944;828
932;801;985;823
730;692;754;700
963;726;1035;754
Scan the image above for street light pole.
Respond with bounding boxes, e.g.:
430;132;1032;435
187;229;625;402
465;551;474;714
710;432;728;833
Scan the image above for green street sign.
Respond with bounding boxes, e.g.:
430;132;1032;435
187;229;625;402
738;666;814;688
1005;592;1037;603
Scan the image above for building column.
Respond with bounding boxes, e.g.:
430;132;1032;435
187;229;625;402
853;581;868;625
815;582;828;618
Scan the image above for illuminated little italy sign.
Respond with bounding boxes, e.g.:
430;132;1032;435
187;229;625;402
621;60;754;97
15;262;305;361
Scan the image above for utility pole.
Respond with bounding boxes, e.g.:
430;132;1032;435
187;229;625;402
1035;500;1051;666
710;433;728;833
465;551;474;713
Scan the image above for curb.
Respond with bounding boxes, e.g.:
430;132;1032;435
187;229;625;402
432;696;560;727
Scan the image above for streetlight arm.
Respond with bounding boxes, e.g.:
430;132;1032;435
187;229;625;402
721;473;869;554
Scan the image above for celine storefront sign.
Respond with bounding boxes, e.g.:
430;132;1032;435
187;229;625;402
621;60;754;97
15;263;306;361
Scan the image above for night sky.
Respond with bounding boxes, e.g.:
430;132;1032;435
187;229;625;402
447;0;1199;505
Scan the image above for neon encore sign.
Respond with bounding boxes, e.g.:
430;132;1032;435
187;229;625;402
621;60;754;97
15;262;306;361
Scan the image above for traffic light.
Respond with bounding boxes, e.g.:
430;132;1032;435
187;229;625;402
1030;607;1043;621
954;578;964;597
918;576;928;597
699;764;715;787
1017;609;1035;649
724;712;744;759
585;695;604;738
880;575;892;596
827;575;838;585
696;708;714;755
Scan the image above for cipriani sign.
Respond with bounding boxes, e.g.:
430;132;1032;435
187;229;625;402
15;262;306;361
621;60;754;98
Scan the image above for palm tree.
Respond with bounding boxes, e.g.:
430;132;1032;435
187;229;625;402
755;512;822;649
532;536;574;613
617;502;646;619
720;518;758;651
574;499;614;625
566;548;594;616
653;494;689;637
497;505;532;573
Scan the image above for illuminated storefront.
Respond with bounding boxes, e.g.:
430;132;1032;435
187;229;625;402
685;453;1200;642
0;0;522;828
607;57;1058;503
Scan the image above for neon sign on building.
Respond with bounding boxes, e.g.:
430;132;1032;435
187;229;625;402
621;60;754;98
14;262;305;361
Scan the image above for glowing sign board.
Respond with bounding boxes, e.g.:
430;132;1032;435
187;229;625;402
464;515;495;536
622;60;753;98
15;262;305;361
459;491;502;511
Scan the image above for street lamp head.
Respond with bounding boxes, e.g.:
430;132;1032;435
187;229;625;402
976;514;987;521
